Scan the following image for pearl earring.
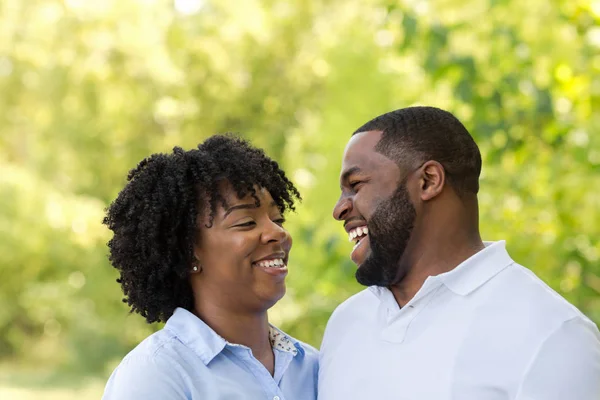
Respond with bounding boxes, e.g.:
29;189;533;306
192;265;199;272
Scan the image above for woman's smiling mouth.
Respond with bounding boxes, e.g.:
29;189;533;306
252;253;289;277
253;258;286;268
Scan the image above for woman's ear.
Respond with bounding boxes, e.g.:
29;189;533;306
191;261;202;273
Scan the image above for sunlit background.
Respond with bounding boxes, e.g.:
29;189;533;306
1;0;599;397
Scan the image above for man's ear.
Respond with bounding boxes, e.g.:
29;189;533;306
418;160;445;201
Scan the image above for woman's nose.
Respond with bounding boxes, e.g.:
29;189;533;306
262;220;288;244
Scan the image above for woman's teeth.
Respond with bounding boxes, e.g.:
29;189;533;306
255;258;286;268
348;226;368;243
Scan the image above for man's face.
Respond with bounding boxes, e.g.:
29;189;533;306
333;131;417;286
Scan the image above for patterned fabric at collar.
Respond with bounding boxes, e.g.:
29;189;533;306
269;325;300;356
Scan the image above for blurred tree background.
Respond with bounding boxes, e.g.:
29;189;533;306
0;0;599;397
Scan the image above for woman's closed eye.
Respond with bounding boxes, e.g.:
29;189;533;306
233;220;256;228
232;217;285;228
273;218;286;226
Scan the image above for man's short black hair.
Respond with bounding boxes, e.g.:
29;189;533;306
103;134;301;324
353;106;482;195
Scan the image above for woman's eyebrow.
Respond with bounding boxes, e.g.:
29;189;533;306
224;200;277;217
224;203;256;217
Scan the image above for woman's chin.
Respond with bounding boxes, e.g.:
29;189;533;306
259;285;287;311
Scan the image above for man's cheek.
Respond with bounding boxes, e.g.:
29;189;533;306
359;198;381;220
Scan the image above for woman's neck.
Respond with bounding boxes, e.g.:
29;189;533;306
193;299;274;375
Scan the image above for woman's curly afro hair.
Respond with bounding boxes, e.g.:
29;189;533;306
103;134;301;324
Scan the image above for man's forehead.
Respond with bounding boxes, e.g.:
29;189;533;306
341;130;386;171
344;130;383;153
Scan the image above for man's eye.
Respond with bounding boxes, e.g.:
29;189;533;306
349;181;362;189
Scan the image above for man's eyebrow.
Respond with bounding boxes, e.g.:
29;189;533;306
340;166;362;189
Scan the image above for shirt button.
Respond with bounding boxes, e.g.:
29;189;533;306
273;397;280;400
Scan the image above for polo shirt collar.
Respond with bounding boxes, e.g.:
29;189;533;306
368;240;514;302
439;240;514;296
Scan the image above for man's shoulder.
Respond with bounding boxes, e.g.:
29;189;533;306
513;263;587;315
333;287;378;315
488;262;594;332
325;288;378;331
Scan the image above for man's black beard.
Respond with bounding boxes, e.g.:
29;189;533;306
355;182;416;287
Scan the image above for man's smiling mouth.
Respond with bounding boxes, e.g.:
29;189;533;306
348;226;368;250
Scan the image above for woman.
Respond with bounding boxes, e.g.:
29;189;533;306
101;134;318;399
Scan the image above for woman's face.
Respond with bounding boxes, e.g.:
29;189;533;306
192;182;292;313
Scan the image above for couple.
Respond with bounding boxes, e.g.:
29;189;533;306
102;107;600;399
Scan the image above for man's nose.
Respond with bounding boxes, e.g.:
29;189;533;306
333;195;352;221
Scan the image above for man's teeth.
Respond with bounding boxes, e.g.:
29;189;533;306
255;258;285;268
348;227;368;242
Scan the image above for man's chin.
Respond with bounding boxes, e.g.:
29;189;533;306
355;264;380;286
355;250;400;287
354;253;382;285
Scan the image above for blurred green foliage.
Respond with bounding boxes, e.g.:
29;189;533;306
1;0;599;386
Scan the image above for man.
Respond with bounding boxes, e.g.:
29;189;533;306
318;106;600;399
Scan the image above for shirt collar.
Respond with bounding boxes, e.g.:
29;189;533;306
269;324;305;357
165;308;227;365
165;308;304;365
368;240;514;301
438;240;514;296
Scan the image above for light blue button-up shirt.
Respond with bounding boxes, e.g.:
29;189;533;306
103;308;318;400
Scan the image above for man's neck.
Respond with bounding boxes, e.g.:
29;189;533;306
390;231;484;307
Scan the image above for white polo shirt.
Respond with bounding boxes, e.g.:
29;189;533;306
318;241;600;400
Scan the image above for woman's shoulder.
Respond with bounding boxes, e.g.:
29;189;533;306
102;328;193;399
123;326;180;360
107;327;191;382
